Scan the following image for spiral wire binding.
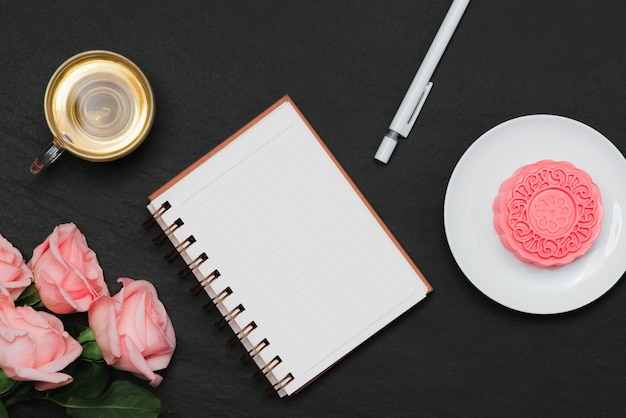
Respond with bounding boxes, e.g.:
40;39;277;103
153;218;183;245
227;321;257;347
254;355;282;381
165;235;196;262
191;269;221;294
143;201;171;229
211;286;233;306
216;303;245;329
147;205;295;396
243;338;270;364
179;252;208;277
268;373;295;394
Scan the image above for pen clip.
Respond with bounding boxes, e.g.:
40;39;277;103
375;81;434;164
407;81;433;130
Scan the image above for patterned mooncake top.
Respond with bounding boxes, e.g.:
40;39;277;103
493;160;603;267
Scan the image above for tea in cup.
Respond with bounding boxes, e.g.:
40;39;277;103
30;50;154;174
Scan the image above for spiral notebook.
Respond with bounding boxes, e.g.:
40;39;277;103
145;96;431;397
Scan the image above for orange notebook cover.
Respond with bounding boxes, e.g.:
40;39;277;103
146;96;431;397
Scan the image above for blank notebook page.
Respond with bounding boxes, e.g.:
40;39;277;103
147;97;431;397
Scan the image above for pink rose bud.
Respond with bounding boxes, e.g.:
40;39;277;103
29;223;109;314
0;289;82;391
0;234;33;301
89;278;176;387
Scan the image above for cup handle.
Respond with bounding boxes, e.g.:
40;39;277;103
30;142;65;175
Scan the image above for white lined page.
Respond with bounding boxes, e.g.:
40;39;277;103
147;98;430;397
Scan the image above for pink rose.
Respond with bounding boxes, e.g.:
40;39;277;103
0;289;82;391
0;234;32;301
29;223;108;314
88;278;176;387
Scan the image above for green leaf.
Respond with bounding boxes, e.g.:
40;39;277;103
63;380;163;418
47;361;110;403
81;341;104;361
14;283;41;308
1;380;36;407
0;370;16;397
76;328;104;361
76;328;96;345
0;401;8;418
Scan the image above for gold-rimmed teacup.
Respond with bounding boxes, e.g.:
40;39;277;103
30;50;154;174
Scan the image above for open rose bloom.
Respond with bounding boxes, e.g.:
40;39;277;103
0;289;82;391
89;278;176;387
0;234;33;301
29;223;109;314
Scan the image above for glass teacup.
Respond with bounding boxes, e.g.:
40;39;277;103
30;50;154;174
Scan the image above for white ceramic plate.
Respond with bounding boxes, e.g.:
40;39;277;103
444;115;626;314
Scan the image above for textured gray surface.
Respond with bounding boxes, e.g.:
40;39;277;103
1;1;625;416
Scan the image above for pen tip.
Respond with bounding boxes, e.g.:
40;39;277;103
374;135;398;164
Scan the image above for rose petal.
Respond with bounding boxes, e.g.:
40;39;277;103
121;334;162;387
89;296;123;361
90;278;175;386
30;223;107;314
5;363;74;391
35;270;79;314
0;327;35;368
0;302;81;391
0;235;33;300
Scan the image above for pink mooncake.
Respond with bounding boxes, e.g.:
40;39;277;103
493;160;603;267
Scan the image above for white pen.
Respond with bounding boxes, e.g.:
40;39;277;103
374;0;470;164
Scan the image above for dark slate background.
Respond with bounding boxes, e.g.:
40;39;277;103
1;1;625;416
